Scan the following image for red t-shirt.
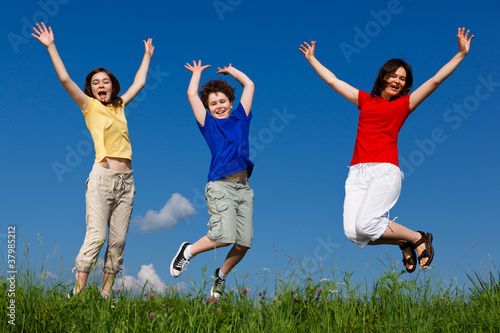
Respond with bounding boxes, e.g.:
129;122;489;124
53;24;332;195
350;91;412;167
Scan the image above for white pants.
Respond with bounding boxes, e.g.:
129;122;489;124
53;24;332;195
343;163;403;248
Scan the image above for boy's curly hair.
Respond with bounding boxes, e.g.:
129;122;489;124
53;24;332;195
200;79;235;109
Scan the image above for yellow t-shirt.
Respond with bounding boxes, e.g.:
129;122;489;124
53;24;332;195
82;96;132;163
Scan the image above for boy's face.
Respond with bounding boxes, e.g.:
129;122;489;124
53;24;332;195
207;92;232;119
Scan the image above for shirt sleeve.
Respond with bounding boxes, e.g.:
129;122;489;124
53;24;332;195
197;110;213;142
404;94;412;115
357;91;370;111
81;96;93;115
232;103;252;124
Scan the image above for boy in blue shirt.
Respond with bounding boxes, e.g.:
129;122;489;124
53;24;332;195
170;60;255;297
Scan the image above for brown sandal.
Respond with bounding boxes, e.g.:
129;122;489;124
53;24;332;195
399;241;417;273
413;231;434;267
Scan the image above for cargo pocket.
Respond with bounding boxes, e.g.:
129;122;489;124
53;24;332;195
207;214;223;239
214;191;228;211
207;189;228;215
206;185;228;240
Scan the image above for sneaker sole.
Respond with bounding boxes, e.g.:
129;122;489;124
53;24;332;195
170;242;189;277
210;286;225;298
210;268;224;298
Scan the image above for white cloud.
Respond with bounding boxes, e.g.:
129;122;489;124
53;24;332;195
39;270;58;281
133;193;195;232
173;281;188;294
115;263;165;292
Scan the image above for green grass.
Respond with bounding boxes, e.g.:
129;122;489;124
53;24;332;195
2;241;499;332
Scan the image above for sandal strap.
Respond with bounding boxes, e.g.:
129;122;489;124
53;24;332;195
413;231;427;248
415;231;434;266
401;241;418;273
418;250;429;261
399;241;412;251
402;255;416;266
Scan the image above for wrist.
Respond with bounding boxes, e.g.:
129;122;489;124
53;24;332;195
307;55;317;62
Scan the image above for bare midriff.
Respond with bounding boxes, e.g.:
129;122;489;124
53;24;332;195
96;157;132;172
224;169;248;181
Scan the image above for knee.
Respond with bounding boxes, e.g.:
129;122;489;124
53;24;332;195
85;236;107;252
343;213;357;243
215;242;231;248
233;244;249;254
84;219;108;246
108;236;126;250
355;216;369;236
354;215;381;239
96;234;107;245
344;226;356;242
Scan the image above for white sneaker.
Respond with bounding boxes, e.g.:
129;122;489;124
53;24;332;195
210;268;225;298
170;242;190;278
101;291;118;303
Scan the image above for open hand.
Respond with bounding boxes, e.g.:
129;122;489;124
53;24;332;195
185;60;211;73
457;27;474;55
143;38;154;57
216;64;233;75
31;22;54;47
299;41;316;60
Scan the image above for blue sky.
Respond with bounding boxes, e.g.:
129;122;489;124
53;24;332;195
1;0;499;294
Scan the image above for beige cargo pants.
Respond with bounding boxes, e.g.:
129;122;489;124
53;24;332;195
75;164;135;274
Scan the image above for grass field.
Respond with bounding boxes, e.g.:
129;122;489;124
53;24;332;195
2;241;499;332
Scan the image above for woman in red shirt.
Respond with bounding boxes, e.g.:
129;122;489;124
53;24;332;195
300;28;473;272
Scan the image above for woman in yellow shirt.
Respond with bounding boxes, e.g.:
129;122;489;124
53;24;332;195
32;22;154;299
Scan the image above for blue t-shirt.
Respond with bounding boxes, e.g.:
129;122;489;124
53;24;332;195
198;103;254;182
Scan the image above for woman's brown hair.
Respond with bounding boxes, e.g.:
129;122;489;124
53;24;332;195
371;58;413;101
84;68;123;107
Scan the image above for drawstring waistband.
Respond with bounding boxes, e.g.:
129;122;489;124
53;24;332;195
90;164;132;195
117;174;126;192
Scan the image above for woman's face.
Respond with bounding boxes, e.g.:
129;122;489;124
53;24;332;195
90;72;113;104
207;92;232;119
381;66;406;100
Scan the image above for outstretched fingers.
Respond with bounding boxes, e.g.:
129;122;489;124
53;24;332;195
31;22;54;46
143;38;155;57
184;60;211;72
216;63;233;75
31;24;41;38
299;41;316;58
457;27;474;55
458;27;474;42
33;22;46;35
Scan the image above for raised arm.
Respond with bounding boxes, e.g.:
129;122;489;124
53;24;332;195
32;22;88;111
121;38;155;106
409;28;474;111
300;41;359;106
185;60;211;126
217;64;254;115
